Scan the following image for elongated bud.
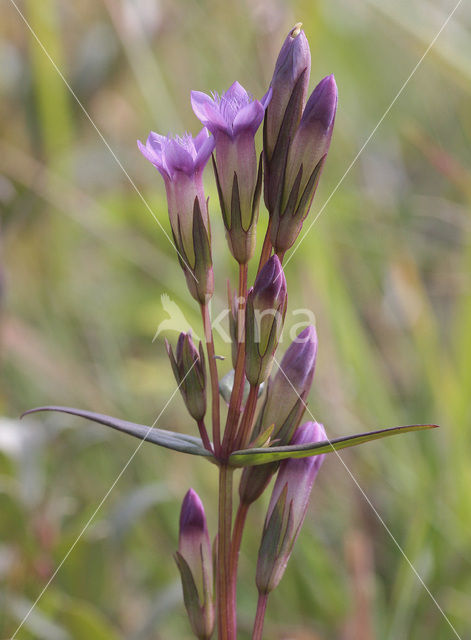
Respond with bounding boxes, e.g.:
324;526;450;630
175;489;214;640
264;24;310;162
245;255;287;386
239;326;317;504
270;75;338;253
192;82;270;264
256;422;326;594
264;25;310;219
166;333;206;422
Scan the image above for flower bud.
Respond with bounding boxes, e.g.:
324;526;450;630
192;82;270;264
138;129;214;303
264;24;310;163
270;75;337;253
245;255;287;386
175;489;214;640
256;422;326;595
239;326;317;505
166;333;206;422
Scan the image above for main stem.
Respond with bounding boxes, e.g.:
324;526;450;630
252;592;269;640
201;302;221;454
217;465;234;640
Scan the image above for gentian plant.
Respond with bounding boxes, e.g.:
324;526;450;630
24;23;437;640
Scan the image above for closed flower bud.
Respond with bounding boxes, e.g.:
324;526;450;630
256;422;326;595
192;82;270;264
270;75;338;253
175;489;214;640
166;332;206;422
264;24;311;216
239;325;317;505
138;129;214;303
245;255;287;386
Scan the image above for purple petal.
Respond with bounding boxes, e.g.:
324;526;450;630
193;127;210;151
137;139;167;176
165;139;195;175
191;90;229;134
261;86;273;109
233;100;265;136
147;131;166;151
223;80;250;105
194;134;215;171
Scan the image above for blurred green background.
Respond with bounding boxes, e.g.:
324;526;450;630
1;0;470;638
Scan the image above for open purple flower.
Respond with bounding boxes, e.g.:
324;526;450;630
137;129;215;303
191;83;271;264
191;81;270;140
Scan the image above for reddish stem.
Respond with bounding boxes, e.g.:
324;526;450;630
223;262;248;454
257;222;273;274
217;465;235;640
196;418;213;453
234;384;259;451
229;501;249;615
252;592;269;640
201;303;221;455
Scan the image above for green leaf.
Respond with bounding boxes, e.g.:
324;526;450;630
21;406;215;461
229;424;438;467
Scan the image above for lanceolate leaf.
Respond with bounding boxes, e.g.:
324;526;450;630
21;406;215;460
229;424;438;467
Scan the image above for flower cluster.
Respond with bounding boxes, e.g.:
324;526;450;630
137;23;337;638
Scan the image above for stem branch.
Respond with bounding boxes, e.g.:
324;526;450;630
201;303;221;455
223;262;248;453
252;592;269;640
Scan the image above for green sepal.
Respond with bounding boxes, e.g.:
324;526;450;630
175;551;213;640
21;406;216;461
230;423;438;467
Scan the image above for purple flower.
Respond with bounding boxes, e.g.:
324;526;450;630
245;255;287;385
256;422;326;594
137;129;215;303
270;74;338;253
175;489;214;639
191;81;270;140
191;83;271;264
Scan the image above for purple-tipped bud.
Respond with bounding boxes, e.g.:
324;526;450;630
175;489;214;639
138;129;214;302
265;23;311;161
256;422;326;594
262;325;317;439
192;82;270;264
239;326;317;505
166;333;206;422
245;256;287;386
270;75;338;253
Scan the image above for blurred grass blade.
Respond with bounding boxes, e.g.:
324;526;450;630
229;424;438;467
21;406;214;459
